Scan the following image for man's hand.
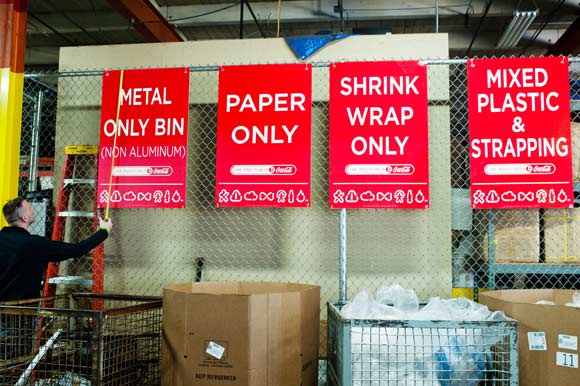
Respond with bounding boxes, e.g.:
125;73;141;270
98;217;113;234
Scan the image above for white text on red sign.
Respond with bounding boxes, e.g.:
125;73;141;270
477;68;559;113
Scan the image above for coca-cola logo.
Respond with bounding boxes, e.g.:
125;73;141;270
276;166;294;173
528;163;555;174
385;164;414;175
147;166;172;176
532;165;553;173
270;165;296;175
393;166;412;173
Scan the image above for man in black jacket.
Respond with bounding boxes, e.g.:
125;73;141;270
0;197;113;302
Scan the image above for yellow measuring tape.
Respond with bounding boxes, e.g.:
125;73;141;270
104;69;124;220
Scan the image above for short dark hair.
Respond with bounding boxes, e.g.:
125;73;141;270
3;197;25;225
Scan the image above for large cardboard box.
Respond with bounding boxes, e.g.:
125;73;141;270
480;289;580;386
543;122;580;263
162;281;320;386
544;209;580;263
483;209;540;263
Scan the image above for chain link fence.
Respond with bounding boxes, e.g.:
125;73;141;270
449;57;580;295
14;55;580;346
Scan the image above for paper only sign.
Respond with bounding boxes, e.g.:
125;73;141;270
215;64;312;207
467;57;573;209
329;61;429;209
98;68;190;208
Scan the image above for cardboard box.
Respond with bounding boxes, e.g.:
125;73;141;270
544;209;580;263
162;281;320;386
543;121;580;263
483;209;540;263
480;289;580;386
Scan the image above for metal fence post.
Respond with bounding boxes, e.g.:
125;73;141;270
487;210;496;290
339;208;347;302
28;89;44;192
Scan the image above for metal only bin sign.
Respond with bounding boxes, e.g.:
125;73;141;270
215;64;312;207
329;61;429;209
97;67;190;208
467;57;573;209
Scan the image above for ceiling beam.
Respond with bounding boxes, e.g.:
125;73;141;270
546;15;580;56
106;0;183;42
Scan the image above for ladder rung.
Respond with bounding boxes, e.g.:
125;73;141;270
48;276;93;286
65;145;98;155
58;211;94;218
64;178;95;186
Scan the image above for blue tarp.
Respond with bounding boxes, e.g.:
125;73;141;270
285;34;350;60
571;79;580;100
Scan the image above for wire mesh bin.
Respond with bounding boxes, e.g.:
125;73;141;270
0;294;162;386
327;302;518;386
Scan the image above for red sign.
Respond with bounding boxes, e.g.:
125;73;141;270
97;67;189;208
215;64;312;207
329;61;429;209
468;57;573;209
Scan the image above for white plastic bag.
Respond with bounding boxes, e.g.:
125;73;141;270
376;284;420;313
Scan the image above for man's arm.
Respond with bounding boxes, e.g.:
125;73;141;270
36;229;109;263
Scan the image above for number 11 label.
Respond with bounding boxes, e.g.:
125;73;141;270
556;352;578;368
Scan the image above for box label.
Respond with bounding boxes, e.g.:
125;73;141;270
557;352;579;368
200;340;232;369
206;341;225;360
528;331;547;350
558;334;578;351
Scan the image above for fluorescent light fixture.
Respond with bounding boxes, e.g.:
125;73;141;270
496;10;538;49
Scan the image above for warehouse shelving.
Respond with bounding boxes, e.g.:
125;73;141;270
487;182;580;289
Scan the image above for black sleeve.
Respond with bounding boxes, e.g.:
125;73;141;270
35;229;109;263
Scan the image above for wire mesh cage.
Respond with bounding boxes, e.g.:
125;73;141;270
0;294;162;386
326;302;518;386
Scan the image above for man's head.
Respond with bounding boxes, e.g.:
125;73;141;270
2;197;35;228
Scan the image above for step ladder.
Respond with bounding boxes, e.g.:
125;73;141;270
42;145;105;301
32;145;104;384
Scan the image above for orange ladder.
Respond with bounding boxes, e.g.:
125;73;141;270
32;145;104;384
42;145;104;301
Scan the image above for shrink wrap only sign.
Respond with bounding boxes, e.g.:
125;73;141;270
329;61;429;209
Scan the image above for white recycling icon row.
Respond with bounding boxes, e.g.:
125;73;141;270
473;188;569;205
333;189;427;204
218;189;308;203
99;189;183;204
